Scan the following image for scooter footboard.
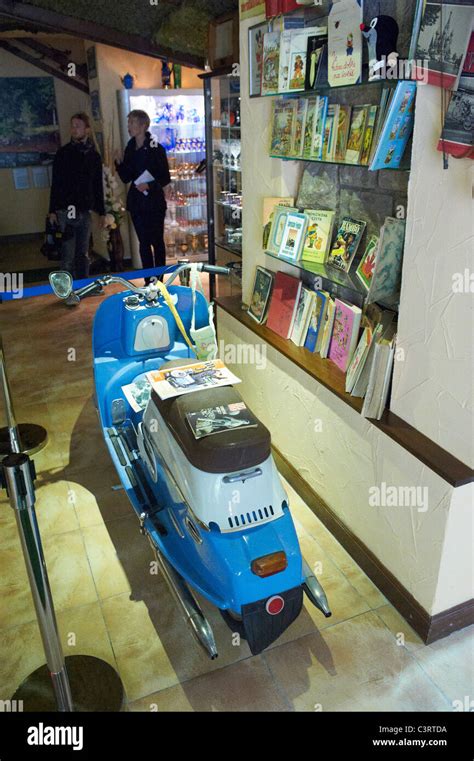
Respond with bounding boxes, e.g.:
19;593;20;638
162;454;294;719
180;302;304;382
239;586;303;655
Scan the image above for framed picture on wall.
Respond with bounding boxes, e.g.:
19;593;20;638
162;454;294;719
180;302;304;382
248;21;268;97
90;90;102;121
86;46;97;79
208;12;239;70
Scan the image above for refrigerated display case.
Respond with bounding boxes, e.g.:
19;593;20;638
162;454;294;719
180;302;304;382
201;70;242;299
117;88;209;267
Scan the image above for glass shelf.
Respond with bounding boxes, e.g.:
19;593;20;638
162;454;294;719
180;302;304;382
215;200;242;211
213;163;242;173
256;77;408;99
269;154;410;171
216;239;242;257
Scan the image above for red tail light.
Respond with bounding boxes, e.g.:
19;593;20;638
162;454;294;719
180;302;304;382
251;551;287;577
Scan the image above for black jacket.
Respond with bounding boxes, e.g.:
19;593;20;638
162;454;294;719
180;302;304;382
115;132;171;215
49;139;105;215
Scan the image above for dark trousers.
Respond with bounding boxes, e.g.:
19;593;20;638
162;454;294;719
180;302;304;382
131;210;166;274
57;209;92;279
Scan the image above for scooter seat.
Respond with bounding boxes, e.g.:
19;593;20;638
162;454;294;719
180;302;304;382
150;362;271;474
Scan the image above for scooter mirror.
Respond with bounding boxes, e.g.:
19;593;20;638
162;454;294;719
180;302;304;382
49;271;73;299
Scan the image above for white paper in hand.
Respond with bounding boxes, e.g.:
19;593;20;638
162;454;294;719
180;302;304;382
134;170;155;196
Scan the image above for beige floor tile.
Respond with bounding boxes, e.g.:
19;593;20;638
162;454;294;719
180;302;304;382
0;543;36;630
35;480;80;537
410;625;474;707
66;478;132;528
129;656;289;712
46;396;98;437
30;434;71;472
374;604;425;653
0;503;20;550
56;601;118;670
41;530;98;613
264;611;450;712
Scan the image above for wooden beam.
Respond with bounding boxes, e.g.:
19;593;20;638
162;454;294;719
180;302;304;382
0;39;90;92
16;36;89;80
0;0;206;69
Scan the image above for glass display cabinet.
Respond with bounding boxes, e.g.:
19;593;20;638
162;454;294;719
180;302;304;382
201;69;242;299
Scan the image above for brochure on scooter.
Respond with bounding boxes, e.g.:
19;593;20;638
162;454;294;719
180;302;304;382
122;377;152;413
186;402;258;440
146;359;241;401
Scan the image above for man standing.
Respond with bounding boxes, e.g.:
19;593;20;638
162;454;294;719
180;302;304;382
114;110;171;278
49;112;106;279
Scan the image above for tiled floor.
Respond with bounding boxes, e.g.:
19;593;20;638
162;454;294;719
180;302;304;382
0;288;472;712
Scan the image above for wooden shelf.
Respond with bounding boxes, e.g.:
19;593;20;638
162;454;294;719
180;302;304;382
215;296;474;488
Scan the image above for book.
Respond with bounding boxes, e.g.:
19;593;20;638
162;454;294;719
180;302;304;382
367;218;405;306
319;296;336;359
345;326;373;393
361;334;396;419
327;216;366;272
304;34;328;91
356;235;380;290
322;104;337;161
147;360;241;401
304;290;330;353
328;0;363;87
311;95;328;159
328;298;362;373
186;402;258;440
368;87;392;166
287;28;325;92
344;105;368;164
302;96;318;158
263;197;294;249
360;105;378;165
278;30;293;93
351;312;395;398
267;204;293;254
261;32;281;96
248;266;275;324
122;377;152;413
270;98;297;157
438;32;474;158
290;97;309;157
369;82;417;171
266;271;302;339
278;211;308;261
334;105;352;162
415;1;474;89
302;209;335;263
291;287;315;346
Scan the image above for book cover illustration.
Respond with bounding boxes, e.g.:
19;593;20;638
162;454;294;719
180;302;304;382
360;105;378;165
334;105;352;162
345;105;368;163
327;217;366;272
278;29;293;92
415;1;474;89
322;104;337;161
367;217;406;306
262;196;294;249
356;235;380;290
270;99;297;156
248;266;275;324
278;211;308;261
291;287;315;346
304;290;329;352
305;33;327;90
267;204;293;254
302;96;318;158
262;31;281;95
186;402;258;440
369;82;417;170
311;95;328;159
328;298;361;373
328;0;363;87
147;360;241;401
288;29;321;91
290;98;308;157
302;209;335;263
266;271;302;339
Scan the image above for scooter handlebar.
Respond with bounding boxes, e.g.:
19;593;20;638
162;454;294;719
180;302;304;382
200;264;231;276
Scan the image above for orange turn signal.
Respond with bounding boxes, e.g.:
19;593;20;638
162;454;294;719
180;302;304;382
251;551;287;577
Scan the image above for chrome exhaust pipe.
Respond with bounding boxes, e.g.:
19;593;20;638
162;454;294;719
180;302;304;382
302;558;332;618
148;538;218;659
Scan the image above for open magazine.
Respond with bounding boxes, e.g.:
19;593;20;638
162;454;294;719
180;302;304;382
186;402;258;440
147;359;241;401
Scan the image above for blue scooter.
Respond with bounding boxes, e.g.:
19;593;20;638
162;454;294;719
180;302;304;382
49;264;331;657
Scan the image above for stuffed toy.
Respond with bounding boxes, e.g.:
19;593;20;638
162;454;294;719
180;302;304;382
360;15;399;80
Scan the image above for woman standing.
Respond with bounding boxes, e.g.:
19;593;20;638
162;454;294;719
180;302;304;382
49;112;106;279
114;110;171;278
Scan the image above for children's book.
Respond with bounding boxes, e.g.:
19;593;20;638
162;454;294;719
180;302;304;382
270;98;297;157
186;403;258;440
290;98;309;157
327;217;366;272
328;0;363;87
345;105;368;164
360;105;378;165
366;218;406;307
278;30;293;93
415;1;474;89
304;33;328;91
278;211;308;261
287;29;311;91
438;32;474;157
356;235;380;290
361;333;396;419
266;272;303;339
345;326;373;393
311;95;328;159
351;312;395;398
302;209;335;263
369;82;417;171
248;266;275;324
304;290;330;353
261;32;281;96
302;96;318;158
318;296;336;359
334;105;352;162
267;204;293;254
322;104;337;161
263;197;294;249
328;298;362;373
291;288;315;346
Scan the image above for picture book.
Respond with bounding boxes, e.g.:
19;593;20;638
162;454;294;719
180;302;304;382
302;96;318;158
288;29;311;91
360;105;378;165
302;209;335;263
327;217;366;272
290;97;308;157
322;104;337;161
304;290;330;353
356;235;380;290
147;360;241;401
311;95;328;159
270;98;297;157
415;1;474;89
361;334;396;419
319;296;336;359
263;196;294;249
345;326;373;393
368;87;392;166
266;271;303;339
328;0;363;87
328;298;362;373
304;33;328;91
366;217;406;307
351;312;395;398
267;204;293;254
344;105;368;164
248;266;275;324
261;32;281;95
334;105;352;162
369;82;417;171
186;402;258;440
278;211;308;261
278;30;293;93
291;287;315;346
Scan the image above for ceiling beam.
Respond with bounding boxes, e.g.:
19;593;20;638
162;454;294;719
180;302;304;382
0;0;206;69
16;36;89;80
0;39;90;92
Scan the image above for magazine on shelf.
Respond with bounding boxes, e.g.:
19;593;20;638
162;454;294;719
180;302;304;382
147;360;241;401
186;403;258;440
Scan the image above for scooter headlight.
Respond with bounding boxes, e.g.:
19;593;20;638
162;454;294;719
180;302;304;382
251;551;287;577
